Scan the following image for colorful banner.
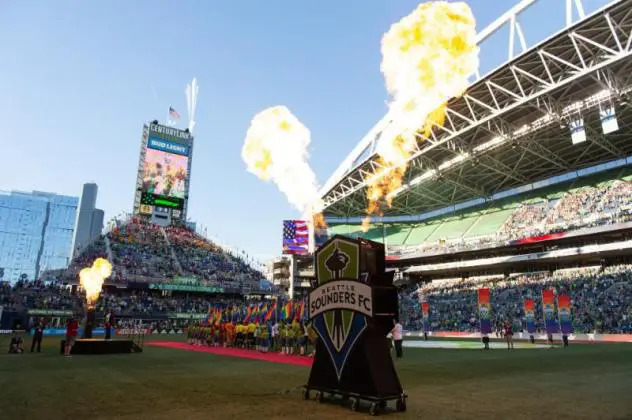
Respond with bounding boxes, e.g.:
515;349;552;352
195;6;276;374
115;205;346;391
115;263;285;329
115;328;153;336
523;299;536;334
168;312;208;319
541;289;559;334
557;294;573;335
421;303;430;332
477;288;492;334
27;309;73;316
40;328;107;336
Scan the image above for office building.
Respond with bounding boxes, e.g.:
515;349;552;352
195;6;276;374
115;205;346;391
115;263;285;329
71;183;104;258
0;190;79;283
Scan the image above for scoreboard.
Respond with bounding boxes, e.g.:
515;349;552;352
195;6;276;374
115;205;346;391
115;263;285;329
140;192;184;210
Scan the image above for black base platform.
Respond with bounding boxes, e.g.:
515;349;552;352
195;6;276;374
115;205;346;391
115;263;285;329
302;385;407;416
60;339;140;355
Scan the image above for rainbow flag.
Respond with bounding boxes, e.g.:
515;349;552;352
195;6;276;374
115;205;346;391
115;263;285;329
294;301;305;322
542;289;558;334
281;301;292;321
251;303;261;323
524;299;536;333
244;305;254;323
264;301;277;322
477;288;492;334
421;302;430;332
258;304;268;323
557;294;573;335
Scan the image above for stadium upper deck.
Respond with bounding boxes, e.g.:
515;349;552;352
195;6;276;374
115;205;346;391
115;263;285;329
321;0;632;219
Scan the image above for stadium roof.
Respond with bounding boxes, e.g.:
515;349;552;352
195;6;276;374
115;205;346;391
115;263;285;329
321;0;632;218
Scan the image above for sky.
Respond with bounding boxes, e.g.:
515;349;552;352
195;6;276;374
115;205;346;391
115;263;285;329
0;0;612;262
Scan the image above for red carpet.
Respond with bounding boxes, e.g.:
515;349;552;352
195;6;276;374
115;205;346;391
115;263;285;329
146;341;313;367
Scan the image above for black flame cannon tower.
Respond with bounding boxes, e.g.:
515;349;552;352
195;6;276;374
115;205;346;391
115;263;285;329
60;258;142;355
303;235;406;416
83;308;96;339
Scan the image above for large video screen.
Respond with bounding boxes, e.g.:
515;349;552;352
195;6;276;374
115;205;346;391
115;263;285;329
142;135;189;200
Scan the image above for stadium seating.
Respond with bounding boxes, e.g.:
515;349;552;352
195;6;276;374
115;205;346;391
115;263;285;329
54;218;265;293
330;167;632;255
401;265;632;334
5;264;631;335
165;225;262;289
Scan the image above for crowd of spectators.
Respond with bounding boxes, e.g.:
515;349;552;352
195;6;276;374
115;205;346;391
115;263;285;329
108;220;177;280
390;180;632;256
0;280;80;314
95;290;242;318
0;279;248;325
4;265;631;335
401;265;632;334
59;218;264;293
165;225;262;289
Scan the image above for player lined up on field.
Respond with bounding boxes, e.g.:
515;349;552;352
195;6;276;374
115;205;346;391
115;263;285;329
186;320;318;356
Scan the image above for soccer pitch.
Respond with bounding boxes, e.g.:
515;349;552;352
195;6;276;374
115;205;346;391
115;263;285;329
1;336;631;419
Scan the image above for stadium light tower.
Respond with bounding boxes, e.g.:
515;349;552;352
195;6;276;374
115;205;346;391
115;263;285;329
186;78;199;134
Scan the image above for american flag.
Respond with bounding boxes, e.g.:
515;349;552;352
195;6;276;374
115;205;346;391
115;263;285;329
283;220;309;254
169;106;180;120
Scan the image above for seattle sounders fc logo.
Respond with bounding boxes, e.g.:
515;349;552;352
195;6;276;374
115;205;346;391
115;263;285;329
308;237;373;380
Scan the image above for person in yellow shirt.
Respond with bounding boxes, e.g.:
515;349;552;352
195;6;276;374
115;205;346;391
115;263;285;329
291;321;301;354
236;323;245;348
285;323;295;355
247;322;257;350
260;323;270;353
254;324;261;351
279;322;287;354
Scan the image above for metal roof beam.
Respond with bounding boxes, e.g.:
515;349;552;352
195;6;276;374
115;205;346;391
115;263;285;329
322;4;632;210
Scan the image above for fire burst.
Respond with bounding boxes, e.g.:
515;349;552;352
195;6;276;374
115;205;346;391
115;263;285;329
242;106;325;229
362;1;480;230
79;258;112;308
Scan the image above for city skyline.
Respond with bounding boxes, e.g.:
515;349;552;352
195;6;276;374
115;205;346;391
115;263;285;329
0;0;612;261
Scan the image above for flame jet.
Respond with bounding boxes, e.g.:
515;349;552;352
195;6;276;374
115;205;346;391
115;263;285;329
362;1;480;231
79;258;112;308
242;106;326;231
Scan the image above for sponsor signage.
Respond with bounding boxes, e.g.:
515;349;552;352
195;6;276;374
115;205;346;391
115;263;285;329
115;328;153;336
169;313;207;319
149;284;224;293
27;309;74;316
172;276;199;285
149;123;192;142
147;137;189;156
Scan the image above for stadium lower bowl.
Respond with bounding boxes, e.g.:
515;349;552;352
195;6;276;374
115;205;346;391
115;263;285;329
404;340;550;350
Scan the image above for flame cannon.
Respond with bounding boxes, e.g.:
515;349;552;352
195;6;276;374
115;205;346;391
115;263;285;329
302;236;404;416
60;258;141;355
79;258;112;339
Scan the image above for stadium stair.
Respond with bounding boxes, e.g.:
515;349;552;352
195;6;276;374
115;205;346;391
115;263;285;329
160;227;185;275
104;236;115;263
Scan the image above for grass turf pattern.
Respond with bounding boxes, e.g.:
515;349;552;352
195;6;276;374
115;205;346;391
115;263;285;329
0;335;631;419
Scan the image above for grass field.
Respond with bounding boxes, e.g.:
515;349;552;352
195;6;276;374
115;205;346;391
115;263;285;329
1;335;631;419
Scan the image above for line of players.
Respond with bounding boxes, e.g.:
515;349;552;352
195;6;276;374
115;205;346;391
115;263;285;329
187;320;318;356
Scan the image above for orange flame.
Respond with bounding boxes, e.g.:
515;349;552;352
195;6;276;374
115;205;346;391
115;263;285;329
363;1;479;226
79;258;112;308
313;212;328;231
